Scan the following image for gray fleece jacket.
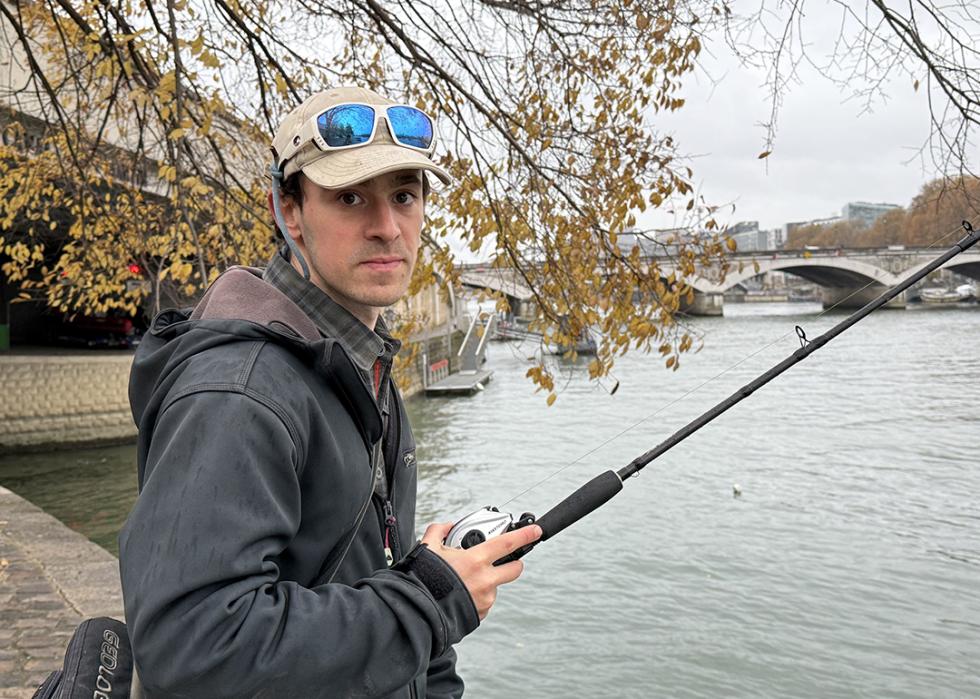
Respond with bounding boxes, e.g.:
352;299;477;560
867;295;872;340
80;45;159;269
119;267;479;698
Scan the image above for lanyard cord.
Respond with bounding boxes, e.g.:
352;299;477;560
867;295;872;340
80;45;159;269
500;219;978;508
269;164;312;281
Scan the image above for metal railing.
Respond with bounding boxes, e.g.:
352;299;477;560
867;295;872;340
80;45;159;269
458;311;495;374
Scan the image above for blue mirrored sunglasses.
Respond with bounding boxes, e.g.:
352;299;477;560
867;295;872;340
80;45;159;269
315;103;434;153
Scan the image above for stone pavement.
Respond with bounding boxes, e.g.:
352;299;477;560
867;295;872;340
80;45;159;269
0;486;124;699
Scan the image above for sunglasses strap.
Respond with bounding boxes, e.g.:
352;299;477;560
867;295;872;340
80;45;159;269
269;164;311;281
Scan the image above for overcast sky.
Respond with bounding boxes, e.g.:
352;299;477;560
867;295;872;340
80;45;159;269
638;20;968;233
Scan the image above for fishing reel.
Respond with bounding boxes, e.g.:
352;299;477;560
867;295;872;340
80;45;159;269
443;470;624;564
445;506;537;550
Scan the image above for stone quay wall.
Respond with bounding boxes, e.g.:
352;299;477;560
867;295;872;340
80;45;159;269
0;328;461;453
0;352;137;453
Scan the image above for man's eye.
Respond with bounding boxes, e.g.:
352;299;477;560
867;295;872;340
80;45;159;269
394;191;417;204
340;192;362;205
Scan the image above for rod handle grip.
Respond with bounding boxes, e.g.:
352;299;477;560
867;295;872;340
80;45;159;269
493;470;623;565
537;469;623;541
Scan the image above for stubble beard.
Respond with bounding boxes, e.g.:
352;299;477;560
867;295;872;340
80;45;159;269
313;255;415;316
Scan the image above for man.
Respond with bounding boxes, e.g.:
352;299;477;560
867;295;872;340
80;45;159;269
120;86;541;698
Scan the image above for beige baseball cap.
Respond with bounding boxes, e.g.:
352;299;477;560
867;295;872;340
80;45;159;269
271;86;452;189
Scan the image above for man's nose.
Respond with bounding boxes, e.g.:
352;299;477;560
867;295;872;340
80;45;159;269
367;202;401;242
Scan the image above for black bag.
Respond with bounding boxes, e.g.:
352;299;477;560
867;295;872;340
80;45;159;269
32;617;133;699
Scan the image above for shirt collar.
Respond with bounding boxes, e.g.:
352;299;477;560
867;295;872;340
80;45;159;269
263;247;401;372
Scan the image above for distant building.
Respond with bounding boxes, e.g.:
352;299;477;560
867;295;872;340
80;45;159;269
767;227;786;249
728;221;759;236
615;229;690;257
841;201;900;228
784;216;842;236
727;221;783;252
782;203;898;242
617;224;784;256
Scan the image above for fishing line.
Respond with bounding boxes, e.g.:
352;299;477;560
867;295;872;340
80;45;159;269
498;218;975;509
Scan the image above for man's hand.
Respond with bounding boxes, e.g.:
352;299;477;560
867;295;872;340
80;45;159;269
420;522;542;620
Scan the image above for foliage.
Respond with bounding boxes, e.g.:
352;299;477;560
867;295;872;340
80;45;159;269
1;0;977;398
0;0;737;398
784;219;866;250
785;176;980;249
0;0;275;316
0;129;271;316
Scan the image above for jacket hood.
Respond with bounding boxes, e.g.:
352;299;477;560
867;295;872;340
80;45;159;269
129;266;382;446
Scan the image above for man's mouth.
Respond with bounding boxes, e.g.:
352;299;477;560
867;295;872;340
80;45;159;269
361;256;404;272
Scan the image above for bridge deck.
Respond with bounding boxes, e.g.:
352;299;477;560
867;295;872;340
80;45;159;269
425;369;493;395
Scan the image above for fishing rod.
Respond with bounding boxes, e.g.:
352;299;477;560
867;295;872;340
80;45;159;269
445;220;980;563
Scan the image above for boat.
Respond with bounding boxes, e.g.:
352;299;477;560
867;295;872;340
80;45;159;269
955;283;977;301
491;318;542;343
918;286;972;306
549;327;597;356
485;311;597;356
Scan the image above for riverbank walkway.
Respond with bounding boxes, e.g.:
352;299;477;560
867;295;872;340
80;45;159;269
0;487;124;699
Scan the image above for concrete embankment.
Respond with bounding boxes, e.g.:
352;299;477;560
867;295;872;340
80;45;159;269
0;487;124;699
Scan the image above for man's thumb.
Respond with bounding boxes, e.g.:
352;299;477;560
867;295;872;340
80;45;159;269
421;521;455;546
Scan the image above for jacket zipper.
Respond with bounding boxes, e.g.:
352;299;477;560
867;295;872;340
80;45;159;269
377;373;404;568
382;498;397;567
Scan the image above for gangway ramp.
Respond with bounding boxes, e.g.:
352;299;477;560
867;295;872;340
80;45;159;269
424;313;495;395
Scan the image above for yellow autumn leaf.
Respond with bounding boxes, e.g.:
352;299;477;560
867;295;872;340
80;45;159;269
200;51;221;69
189;33;204;55
157;71;176;94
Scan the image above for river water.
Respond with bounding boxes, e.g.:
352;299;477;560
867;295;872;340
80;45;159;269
1;302;978;697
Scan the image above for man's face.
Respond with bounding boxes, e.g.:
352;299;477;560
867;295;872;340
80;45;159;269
280;170;424;326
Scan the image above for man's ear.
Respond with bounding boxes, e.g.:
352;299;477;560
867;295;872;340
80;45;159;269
271;190;303;241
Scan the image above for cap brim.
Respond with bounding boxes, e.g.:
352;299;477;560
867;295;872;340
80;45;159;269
300;145;452;189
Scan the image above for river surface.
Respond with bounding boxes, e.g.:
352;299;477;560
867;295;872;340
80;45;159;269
2;302;978;697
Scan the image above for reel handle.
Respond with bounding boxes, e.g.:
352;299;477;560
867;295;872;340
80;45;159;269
493;470;624;565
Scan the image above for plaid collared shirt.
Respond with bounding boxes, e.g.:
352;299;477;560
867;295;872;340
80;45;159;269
262;247;401;391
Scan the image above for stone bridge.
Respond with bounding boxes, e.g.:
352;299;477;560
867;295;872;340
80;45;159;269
458;246;980;317
667;246;980;315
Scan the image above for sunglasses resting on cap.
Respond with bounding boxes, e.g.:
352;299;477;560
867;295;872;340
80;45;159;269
277;103;436;166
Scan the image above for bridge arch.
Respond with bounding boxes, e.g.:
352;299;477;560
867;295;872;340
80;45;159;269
893;257;980;286
715;257;899;292
661;254;910;314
